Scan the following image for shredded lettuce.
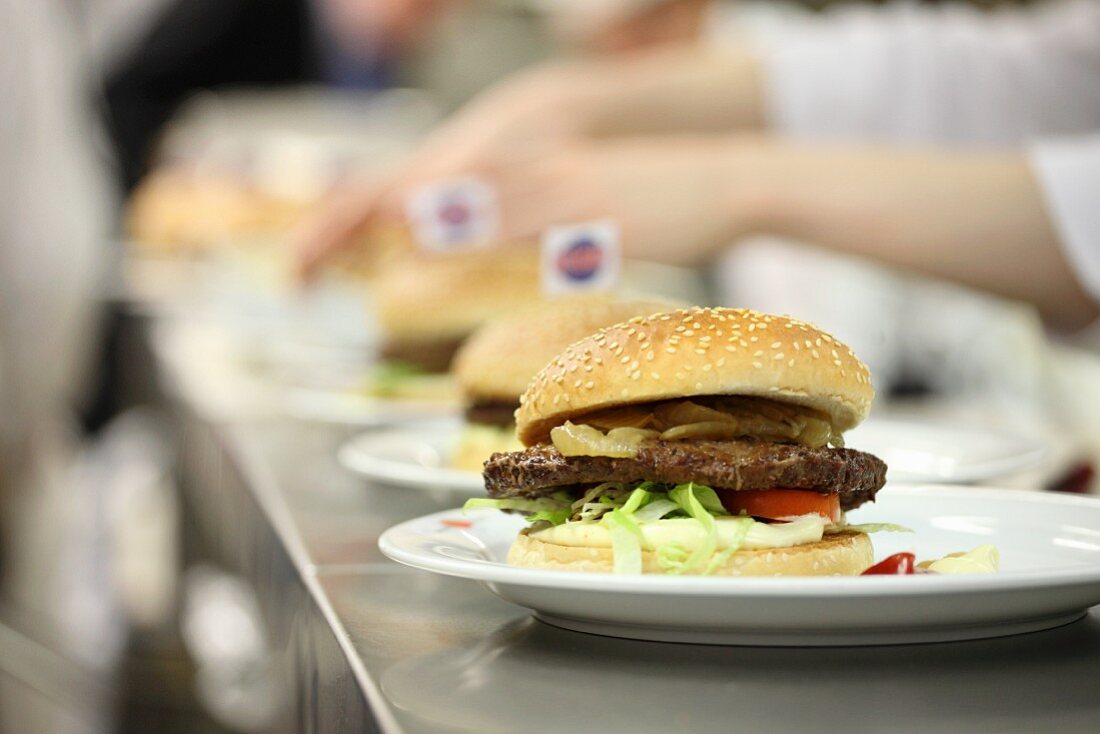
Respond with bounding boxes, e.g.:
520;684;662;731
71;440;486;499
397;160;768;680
604;510;645;574
633;499;679;522
470;480;881;576
831;522;913;534
702;517;754;575
463;492;572;517
527;509;572;525
663;483;722;574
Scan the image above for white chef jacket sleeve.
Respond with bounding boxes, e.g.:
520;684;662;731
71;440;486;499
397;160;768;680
755;0;1100;146
1031;135;1100;305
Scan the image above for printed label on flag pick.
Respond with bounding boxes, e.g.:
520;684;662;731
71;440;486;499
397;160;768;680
541;220;621;295
406;177;498;252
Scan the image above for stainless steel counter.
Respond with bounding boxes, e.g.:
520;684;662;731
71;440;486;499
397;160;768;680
160;323;1100;734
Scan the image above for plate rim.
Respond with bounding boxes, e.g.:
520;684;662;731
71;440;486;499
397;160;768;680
846;416;1048;483
379;485;1100;597
343;417;1049;489
340;424;484;491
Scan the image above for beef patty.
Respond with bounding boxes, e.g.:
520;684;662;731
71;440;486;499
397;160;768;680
484;440;887;511
464;400;519;429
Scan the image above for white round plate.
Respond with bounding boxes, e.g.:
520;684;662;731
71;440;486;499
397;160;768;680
379;486;1100;646
846;418;1047;483
339;418;483;493
284;387;457;428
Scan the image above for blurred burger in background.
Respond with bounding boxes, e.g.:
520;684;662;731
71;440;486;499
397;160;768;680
450;297;682;471
364;248;545;403
126;166;314;256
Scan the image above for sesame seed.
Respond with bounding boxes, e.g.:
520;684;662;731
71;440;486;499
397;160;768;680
684;330;695;337
620;356;630;364
748;324;756;332
631;371;641;380
750;336;759;343
620;389;629;398
717;358;726;367
695;382;704;391
585;381;594;389
753;350;764;357
788;359;796;367
793;343;801;351
771;341;782;349
651;372;660;380
774;353;784;361
695;349;706;355
812;350;820;359
666;347;677;354
646;351;655;361
752;361;763;369
834;360;843;367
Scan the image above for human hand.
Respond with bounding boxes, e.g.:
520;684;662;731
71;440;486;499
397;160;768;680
484;136;759;266
295;63;593;279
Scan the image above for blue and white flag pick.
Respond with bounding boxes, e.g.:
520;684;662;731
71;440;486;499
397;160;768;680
406;177;498;252
541;220;621;295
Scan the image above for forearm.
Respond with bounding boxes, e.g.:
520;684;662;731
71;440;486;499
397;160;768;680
726;142;1098;328
527;47;765;139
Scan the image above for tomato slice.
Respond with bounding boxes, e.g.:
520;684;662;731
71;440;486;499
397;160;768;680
861;552;917;575
718;489;841;523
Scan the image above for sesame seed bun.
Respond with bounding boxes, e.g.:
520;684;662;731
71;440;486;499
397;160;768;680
371;248;544;344
508;529;873;576
516;307;874;446
452;297;683;403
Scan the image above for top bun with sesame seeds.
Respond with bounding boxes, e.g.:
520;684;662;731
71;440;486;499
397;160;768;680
515;307;874;446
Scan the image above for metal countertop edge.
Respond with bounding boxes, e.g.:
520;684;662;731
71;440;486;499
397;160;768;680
217;423;408;734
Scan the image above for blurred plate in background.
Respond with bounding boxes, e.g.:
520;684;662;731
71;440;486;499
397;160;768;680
340;416;1049;491
282;388;458;428
339;419;483;494
846;417;1047;484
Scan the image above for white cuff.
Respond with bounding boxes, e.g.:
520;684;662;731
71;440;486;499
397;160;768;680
1030;135;1100;305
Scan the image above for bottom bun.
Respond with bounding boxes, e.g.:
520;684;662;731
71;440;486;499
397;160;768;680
507;529;873;576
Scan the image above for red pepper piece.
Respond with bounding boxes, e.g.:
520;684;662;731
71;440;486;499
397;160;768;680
862;552;918;575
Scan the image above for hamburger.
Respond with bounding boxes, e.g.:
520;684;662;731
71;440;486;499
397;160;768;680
365;249;544;402
466;307;889;576
450;298;682;472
